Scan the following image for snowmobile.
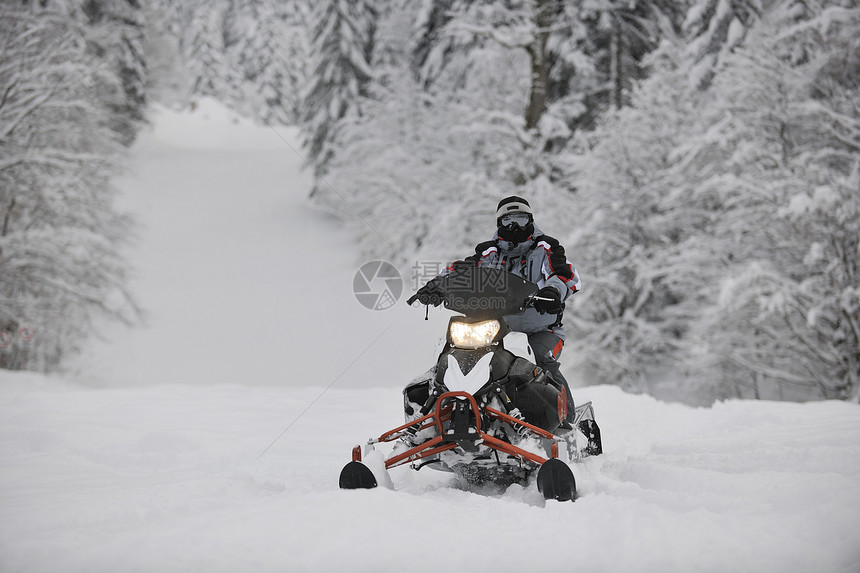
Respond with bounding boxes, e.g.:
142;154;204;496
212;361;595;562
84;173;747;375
338;266;602;501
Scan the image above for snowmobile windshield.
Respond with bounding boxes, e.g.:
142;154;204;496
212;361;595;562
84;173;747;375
435;267;538;319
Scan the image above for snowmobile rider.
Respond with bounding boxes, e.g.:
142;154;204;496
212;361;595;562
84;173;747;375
415;195;581;420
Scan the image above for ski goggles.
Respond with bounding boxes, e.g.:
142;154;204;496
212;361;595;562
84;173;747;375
499;212;531;228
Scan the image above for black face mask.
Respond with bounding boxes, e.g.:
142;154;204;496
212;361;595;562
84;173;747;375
498;222;534;244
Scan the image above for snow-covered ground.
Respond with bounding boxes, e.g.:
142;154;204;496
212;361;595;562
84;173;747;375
1;102;859;573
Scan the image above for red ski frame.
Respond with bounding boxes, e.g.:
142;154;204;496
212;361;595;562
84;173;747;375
364;391;561;470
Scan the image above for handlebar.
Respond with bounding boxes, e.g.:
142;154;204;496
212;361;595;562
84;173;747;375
407;290;554;308
405;268;563;319
526;293;556;303
409;292;443;307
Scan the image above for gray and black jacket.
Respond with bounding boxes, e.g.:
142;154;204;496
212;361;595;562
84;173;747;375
451;224;581;341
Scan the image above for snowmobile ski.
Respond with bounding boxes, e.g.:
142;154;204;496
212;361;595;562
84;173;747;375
536;458;576;501
338;461;377;490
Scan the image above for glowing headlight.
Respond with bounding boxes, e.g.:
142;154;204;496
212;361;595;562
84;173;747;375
448;319;501;349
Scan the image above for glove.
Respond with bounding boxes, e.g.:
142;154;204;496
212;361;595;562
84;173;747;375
416;281;444;307
533;287;562;314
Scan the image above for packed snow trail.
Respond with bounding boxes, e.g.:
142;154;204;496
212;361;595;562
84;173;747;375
76;100;445;389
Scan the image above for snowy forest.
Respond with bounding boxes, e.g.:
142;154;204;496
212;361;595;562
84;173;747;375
1;0;857;404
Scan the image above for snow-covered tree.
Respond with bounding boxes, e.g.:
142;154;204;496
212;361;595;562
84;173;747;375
694;4;860;401
183;4;233;100
275;1;311;123
575;0;687;111
320;66;543;265
568;1;858;402
80;0;149;145
683;0;761;88
409;0;687;160
139;0;185;105
314;1;586;265
223;0;307;124
300;0;376;185
418;0;561;131
0;2;139;372
144;0;309;124
564;40;710;392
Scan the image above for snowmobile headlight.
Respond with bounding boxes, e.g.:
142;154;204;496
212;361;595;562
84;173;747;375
448;319;501;349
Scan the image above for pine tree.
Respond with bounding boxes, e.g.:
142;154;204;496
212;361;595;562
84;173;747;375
183;4;232;101
300;0;376;184
146;0;309;123
223;0;301;124
80;0;149;145
276;0;311;123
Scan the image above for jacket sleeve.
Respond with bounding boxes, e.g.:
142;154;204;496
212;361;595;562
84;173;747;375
536;237;581;301
444;240;498;272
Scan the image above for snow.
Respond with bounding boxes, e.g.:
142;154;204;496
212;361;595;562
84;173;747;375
72;98;444;389
3;102;860;573
726;17;746;49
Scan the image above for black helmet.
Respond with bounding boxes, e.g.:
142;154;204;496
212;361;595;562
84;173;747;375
496;195;534;244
